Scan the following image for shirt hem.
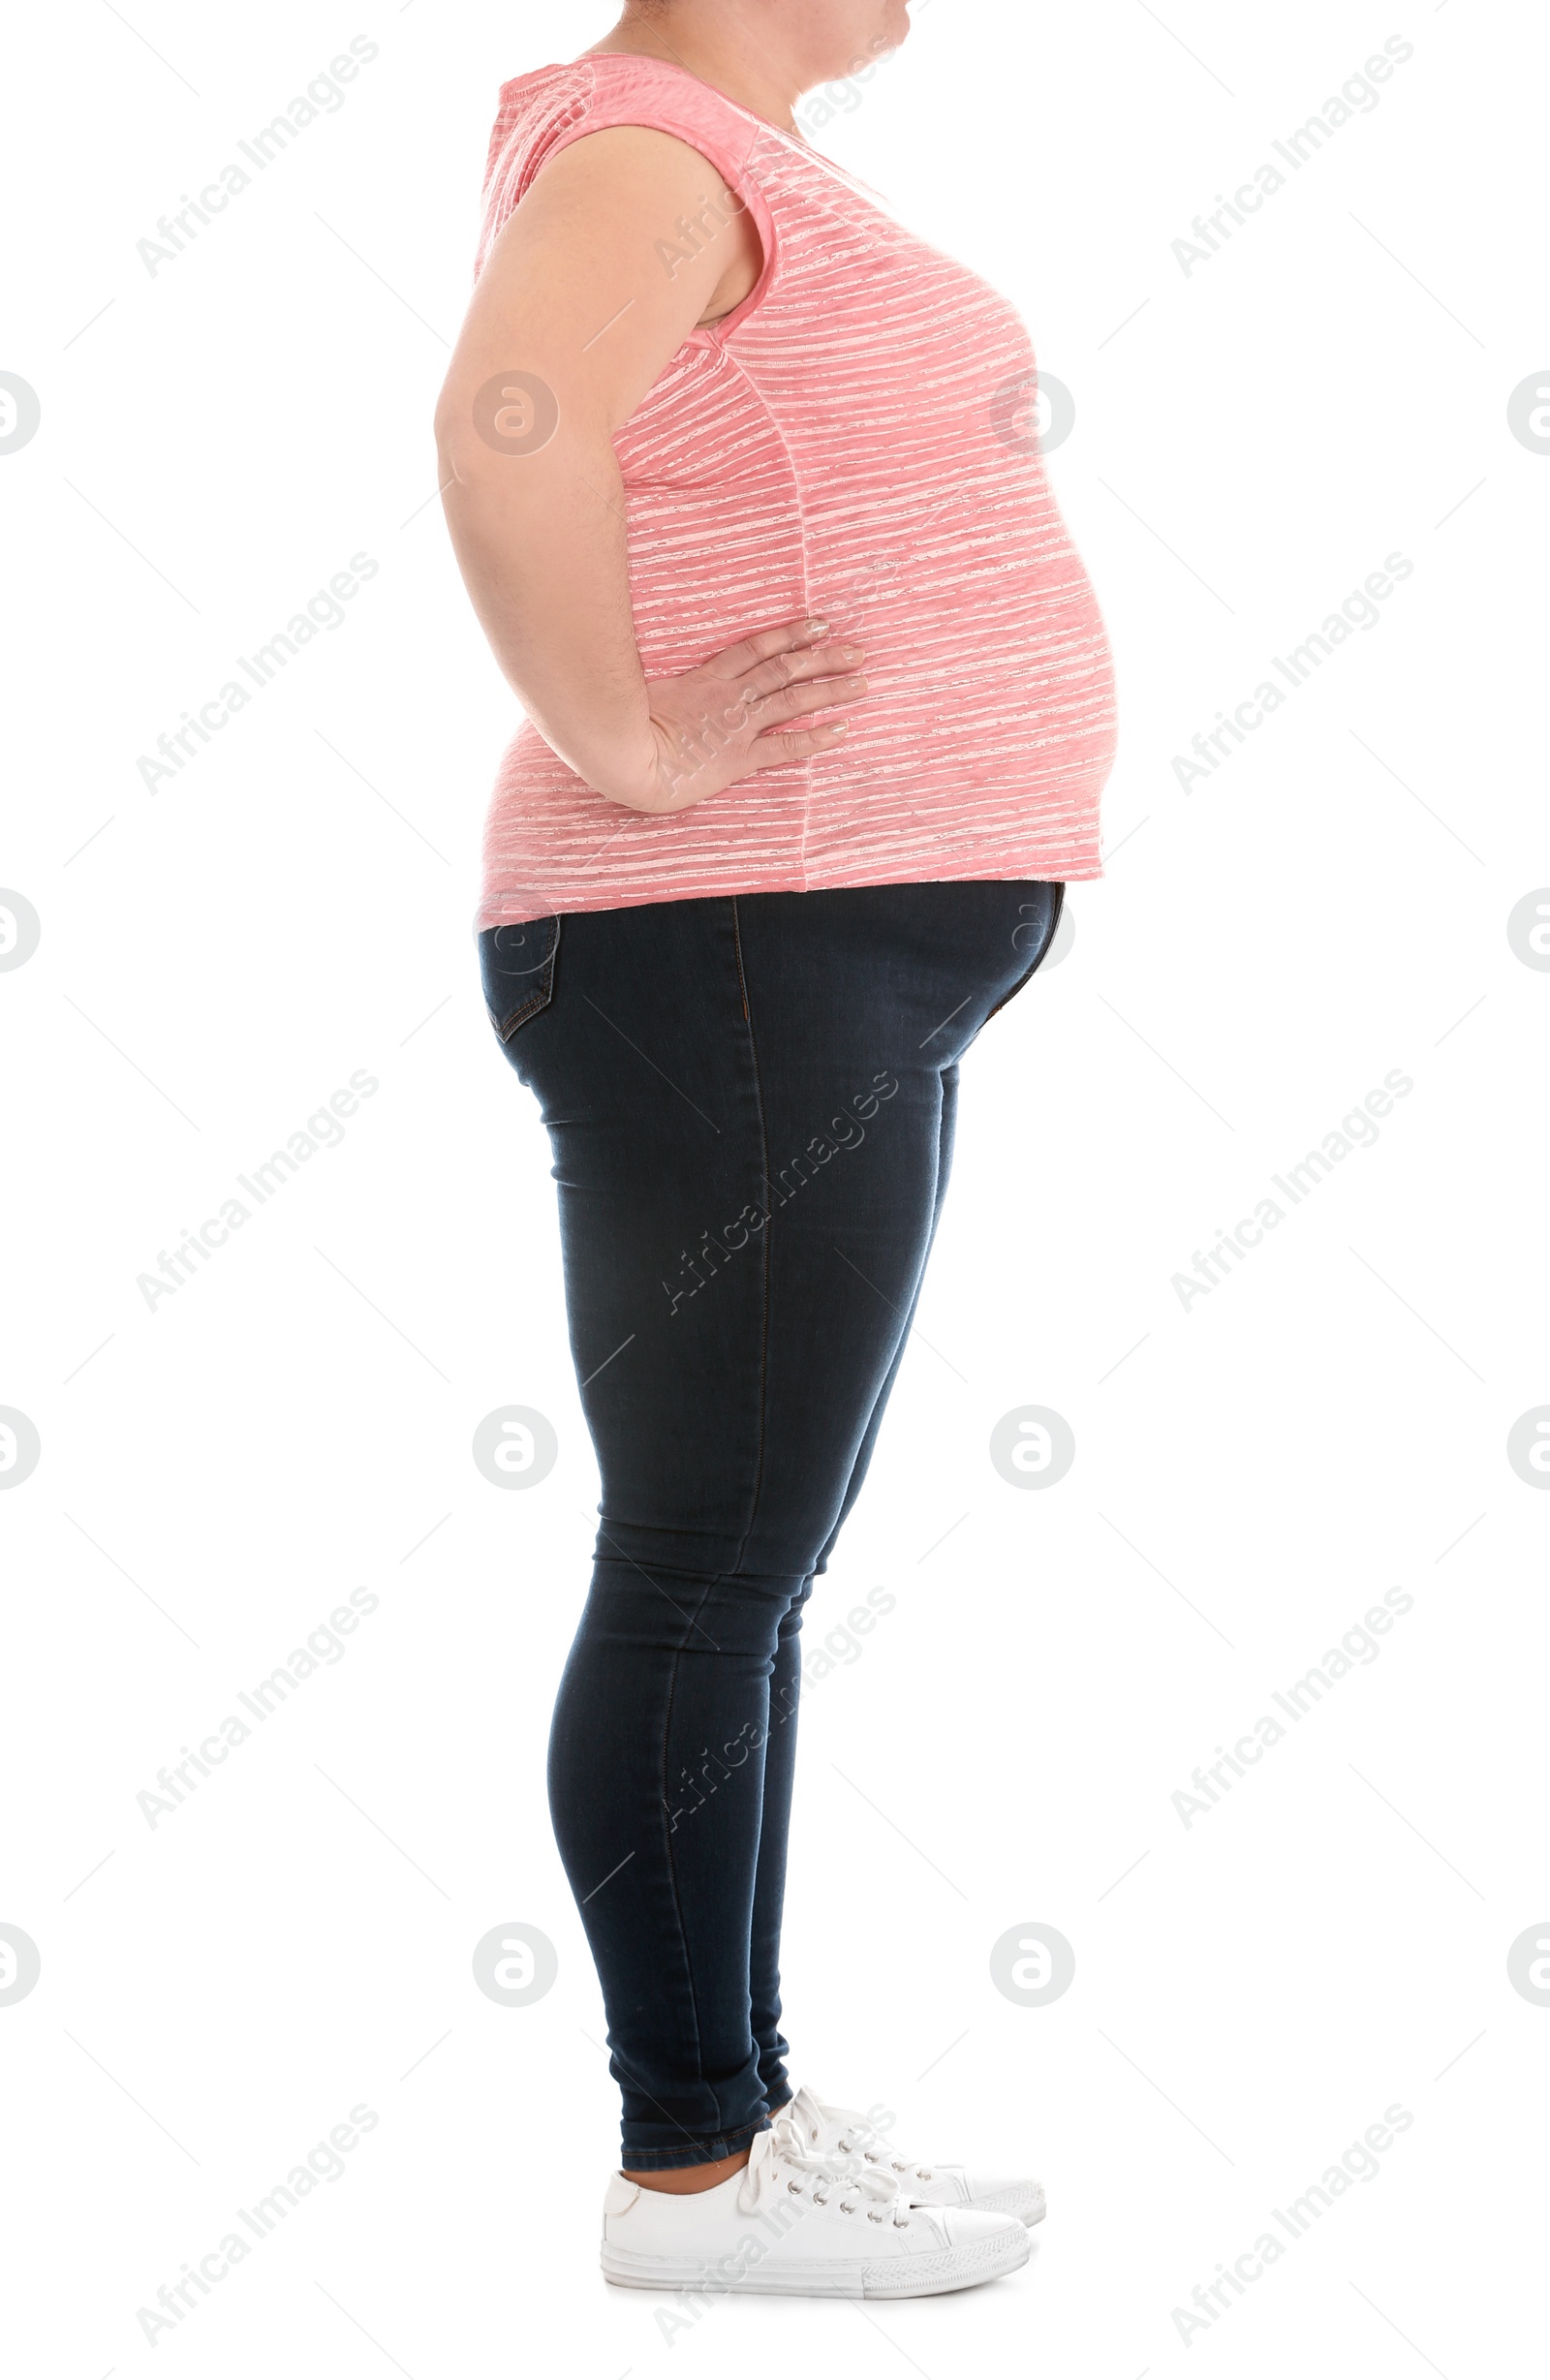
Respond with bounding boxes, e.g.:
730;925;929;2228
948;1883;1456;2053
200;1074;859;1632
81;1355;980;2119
473;849;1105;934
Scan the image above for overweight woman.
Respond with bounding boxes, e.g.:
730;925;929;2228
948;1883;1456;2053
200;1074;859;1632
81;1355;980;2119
436;0;1115;2299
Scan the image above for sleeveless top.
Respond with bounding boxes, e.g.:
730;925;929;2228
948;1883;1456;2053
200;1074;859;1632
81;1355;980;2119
472;54;1117;928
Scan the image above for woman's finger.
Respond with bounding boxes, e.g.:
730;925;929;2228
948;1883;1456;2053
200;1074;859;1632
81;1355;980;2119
749;672;868;726
748;721;852;768
708;614;834;678
737;641;865;701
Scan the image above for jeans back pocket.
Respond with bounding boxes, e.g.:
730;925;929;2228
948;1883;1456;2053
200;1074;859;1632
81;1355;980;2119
479;915;561;1043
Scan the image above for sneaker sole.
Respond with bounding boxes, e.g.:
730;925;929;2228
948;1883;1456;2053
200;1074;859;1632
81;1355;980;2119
602;2222;1030;2300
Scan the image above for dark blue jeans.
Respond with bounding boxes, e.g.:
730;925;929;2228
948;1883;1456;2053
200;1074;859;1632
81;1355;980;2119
479;879;1063;2167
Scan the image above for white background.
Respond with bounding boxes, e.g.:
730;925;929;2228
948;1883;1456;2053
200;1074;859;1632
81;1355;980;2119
3;0;1547;2372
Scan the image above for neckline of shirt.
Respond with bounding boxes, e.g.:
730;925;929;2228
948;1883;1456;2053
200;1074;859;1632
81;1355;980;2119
507;51;887;208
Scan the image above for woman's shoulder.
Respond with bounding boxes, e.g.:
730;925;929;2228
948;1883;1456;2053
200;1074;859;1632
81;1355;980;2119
480;52;767;251
490;52;762;165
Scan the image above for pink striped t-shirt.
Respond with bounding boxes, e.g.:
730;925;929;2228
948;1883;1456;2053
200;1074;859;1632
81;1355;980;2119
473;54;1117;929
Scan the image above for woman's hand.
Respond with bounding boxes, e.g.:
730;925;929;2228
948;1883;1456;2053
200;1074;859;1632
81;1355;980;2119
611;616;869;814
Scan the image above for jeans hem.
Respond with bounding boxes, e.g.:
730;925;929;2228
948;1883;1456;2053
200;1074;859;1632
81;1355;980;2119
621;2112;774;2172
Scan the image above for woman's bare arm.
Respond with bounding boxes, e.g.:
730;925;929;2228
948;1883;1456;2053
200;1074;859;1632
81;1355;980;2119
434;127;867;814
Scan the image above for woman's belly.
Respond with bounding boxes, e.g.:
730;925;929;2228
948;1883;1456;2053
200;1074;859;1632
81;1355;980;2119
479;444;1116;926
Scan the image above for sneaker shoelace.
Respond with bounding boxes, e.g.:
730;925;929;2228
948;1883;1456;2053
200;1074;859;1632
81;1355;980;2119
736;2115;913;2227
793;2090;933;2184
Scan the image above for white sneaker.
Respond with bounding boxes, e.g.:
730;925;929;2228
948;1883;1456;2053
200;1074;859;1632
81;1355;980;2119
783;2085;1046;2227
600;2112;1030;2298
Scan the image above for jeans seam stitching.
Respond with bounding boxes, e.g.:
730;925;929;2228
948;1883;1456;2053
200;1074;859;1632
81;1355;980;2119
496;989;545;1040
653;1598;721;2141
728;894;774;1576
